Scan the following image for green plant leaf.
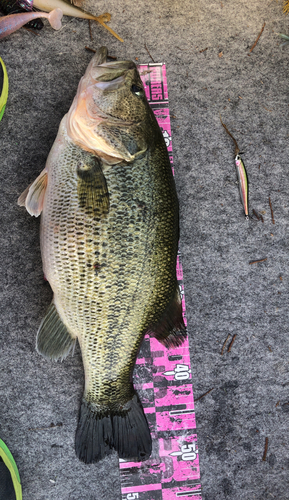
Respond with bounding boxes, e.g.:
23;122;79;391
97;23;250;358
0;57;9;122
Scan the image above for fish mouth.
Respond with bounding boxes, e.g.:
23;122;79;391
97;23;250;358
88;51;140;124
93;61;135;80
85;47;135;92
66;47;142;162
91;60;136;92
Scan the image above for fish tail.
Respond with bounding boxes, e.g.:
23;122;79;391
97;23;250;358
75;400;114;463
112;393;152;461
75;394;152;463
48;8;63;30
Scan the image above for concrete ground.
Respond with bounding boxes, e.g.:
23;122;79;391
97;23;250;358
0;0;289;498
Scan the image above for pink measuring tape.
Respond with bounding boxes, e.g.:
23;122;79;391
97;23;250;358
119;64;202;500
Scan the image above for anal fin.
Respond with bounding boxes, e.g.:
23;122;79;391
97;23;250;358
149;284;187;348
36;302;76;361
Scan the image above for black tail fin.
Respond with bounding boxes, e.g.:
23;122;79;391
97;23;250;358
75;394;152;464
75;401;113;463
112;393;152;461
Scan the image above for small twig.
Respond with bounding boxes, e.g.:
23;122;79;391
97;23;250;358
269;197;275;224
227;334;237;352
262;105;273;112
252;209;260;220
85;46;96;53
88;19;93;41
28;422;63;431
144;43;155;62
249;22;266;53
221;334;231;355
252;209;264;223
199;47;208;53
219;114;240;155
195;388;214;402
23;26;40;36
262;437;269;461
249;258;267;265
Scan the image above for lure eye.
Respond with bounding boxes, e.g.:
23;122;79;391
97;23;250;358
131;84;144;96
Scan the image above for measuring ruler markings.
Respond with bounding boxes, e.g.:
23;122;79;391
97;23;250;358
119;63;202;500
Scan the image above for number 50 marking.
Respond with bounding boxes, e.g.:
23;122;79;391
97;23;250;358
126;494;139;499
170;443;198;461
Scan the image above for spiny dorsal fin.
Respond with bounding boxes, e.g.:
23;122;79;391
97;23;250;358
77;155;109;217
36;302;76;361
149;284;187;348
17;169;47;217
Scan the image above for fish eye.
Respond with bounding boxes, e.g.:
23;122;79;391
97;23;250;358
131;84;144;96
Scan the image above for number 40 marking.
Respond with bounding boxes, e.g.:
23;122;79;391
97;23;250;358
163;363;191;381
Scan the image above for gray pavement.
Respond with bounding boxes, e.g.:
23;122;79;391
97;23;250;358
0;1;289;498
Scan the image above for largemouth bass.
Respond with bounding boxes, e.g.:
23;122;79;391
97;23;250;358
18;47;186;464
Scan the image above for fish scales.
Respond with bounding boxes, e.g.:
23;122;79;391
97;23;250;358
18;47;186;463
42;126;178;406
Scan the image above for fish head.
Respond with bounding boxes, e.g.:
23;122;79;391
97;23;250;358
89;59;147;123
67;47;153;163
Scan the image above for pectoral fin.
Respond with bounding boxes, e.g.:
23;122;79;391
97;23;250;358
149;284;187;348
77;154;109;217
36;302;76;361
17;170;47;217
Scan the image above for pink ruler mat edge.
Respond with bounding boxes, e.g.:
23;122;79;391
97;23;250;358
119;63;202;500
